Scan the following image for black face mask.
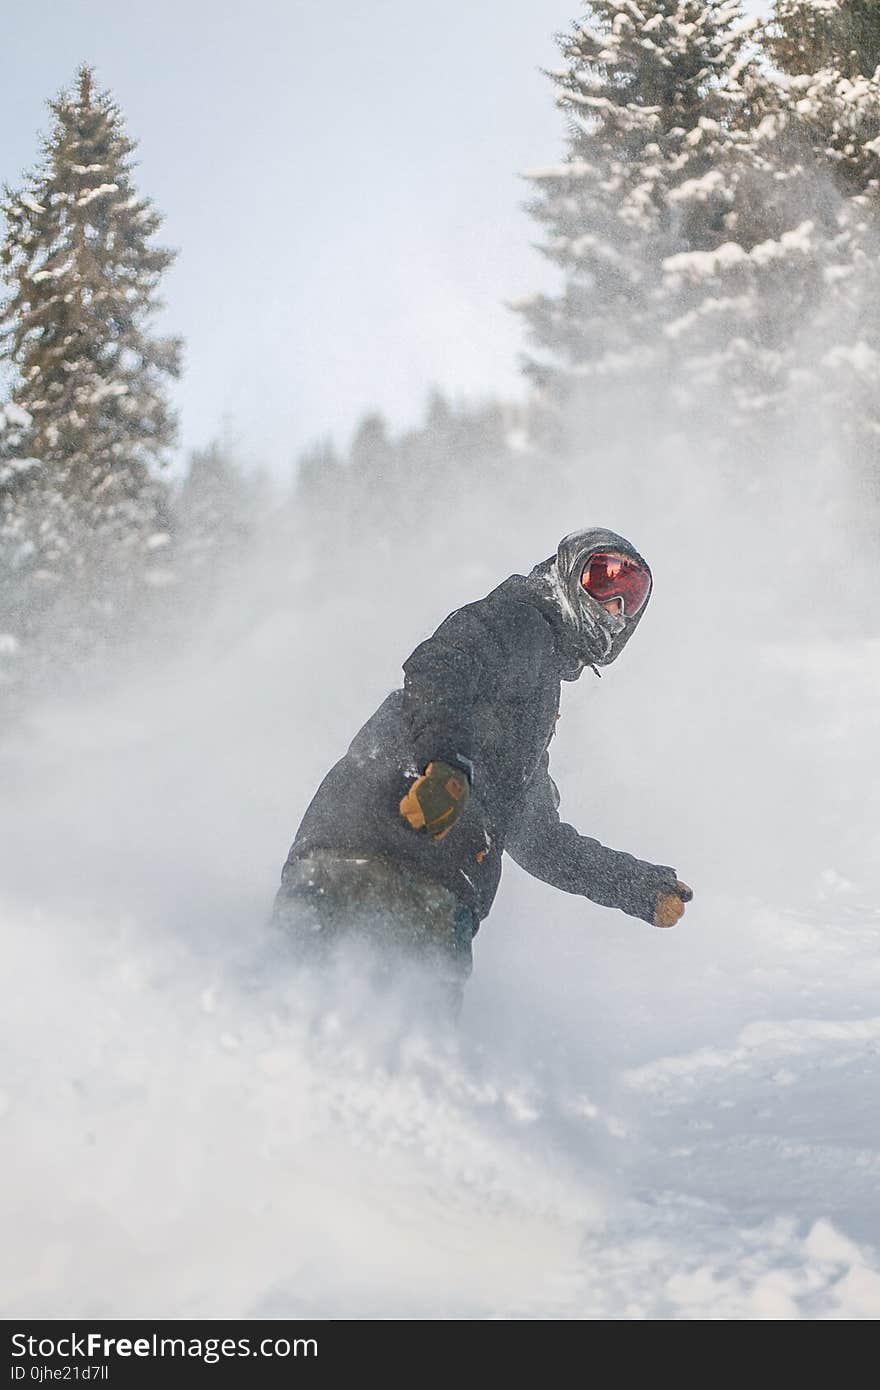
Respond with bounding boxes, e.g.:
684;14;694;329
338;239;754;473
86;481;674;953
527;527;653;671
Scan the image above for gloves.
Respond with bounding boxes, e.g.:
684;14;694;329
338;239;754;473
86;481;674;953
654;879;693;929
399;761;470;841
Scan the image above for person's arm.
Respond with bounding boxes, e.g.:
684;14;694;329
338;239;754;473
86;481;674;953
505;750;684;924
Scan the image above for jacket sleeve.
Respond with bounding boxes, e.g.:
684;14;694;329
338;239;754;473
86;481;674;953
504;750;680;923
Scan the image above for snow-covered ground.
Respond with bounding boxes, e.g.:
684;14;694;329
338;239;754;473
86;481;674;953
2;515;879;1320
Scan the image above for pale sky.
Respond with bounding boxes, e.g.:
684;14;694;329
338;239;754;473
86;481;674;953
1;0;585;475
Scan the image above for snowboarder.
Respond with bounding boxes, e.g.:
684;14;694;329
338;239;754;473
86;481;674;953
272;527;692;1007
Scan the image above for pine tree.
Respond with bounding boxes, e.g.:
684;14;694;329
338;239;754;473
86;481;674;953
761;0;880;483
295;436;344;517
640;0;880;490
0;401;36;495
0;401;37;666
518;0;757;408
177;434;266;584
0;64;180;548
348;411;397;523
0;64;182;680
763;1;880;199
767;0;880;78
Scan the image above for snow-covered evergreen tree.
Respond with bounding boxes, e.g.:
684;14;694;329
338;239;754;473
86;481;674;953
518;0;756;410
294;436;344;522
177;434;267;587
664;0;880;451
761;0;880;483
0;65;181;686
0;64;181;490
569;0;880;442
347;411;398;532
767;0;880;79
0;65;179;556
0;401;36;680
515;0;880;467
763;0;880;200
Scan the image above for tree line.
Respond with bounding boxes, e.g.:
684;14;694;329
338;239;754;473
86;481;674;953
2;3;879;704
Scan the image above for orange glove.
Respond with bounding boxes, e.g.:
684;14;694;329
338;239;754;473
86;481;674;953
399;761;470;841
654;880;693;928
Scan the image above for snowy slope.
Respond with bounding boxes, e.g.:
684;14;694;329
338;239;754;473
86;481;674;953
1;546;878;1321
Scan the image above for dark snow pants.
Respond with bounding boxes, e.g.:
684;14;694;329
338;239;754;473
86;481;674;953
272;850;476;1013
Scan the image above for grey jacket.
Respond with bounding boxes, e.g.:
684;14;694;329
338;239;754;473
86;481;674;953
282;530;679;926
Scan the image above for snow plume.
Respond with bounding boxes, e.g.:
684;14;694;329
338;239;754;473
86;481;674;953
3;49;880;1334
2;417;880;1319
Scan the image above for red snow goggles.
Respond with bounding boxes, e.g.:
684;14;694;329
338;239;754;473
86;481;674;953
580;551;651;617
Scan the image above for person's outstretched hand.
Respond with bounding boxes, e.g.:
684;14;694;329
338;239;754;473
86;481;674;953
399;761;470;841
654;880;693;928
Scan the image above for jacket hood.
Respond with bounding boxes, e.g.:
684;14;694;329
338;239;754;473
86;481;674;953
511;527;653;678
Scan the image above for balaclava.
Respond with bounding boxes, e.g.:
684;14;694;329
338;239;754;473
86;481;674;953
523;527;653;678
